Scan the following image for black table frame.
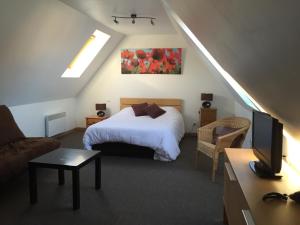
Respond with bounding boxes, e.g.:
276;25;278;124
28;150;101;210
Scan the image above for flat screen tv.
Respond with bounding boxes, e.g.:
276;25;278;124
250;110;283;179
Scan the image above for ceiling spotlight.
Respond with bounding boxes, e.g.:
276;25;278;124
131;14;136;24
151;19;154;25
113;17;118;24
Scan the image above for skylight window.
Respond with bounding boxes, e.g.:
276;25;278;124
61;29;110;78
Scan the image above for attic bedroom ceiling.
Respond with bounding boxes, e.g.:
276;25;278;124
163;0;300;139
59;0;176;34
0;0;123;107
2;0;300;139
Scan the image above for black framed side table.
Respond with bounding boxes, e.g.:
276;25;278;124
28;148;101;210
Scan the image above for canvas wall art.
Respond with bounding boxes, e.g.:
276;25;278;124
121;48;182;74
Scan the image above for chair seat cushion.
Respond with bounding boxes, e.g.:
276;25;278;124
230;134;245;148
212;126;239;144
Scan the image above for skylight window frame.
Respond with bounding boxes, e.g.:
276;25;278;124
61;29;110;78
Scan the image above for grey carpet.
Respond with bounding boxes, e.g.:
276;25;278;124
0;131;224;225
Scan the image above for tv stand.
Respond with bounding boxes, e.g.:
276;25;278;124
249;161;282;179
224;149;299;225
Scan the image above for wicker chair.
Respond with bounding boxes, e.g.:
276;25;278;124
196;117;251;181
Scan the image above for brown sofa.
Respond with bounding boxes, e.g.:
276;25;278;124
0;105;60;182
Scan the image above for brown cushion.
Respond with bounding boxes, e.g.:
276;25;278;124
212;126;239;145
230;134;245;148
0;105;25;147
131;103;148;116
0;137;60;182
145;104;166;119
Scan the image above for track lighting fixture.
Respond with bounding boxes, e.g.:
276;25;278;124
113;16;119;24
112;14;156;25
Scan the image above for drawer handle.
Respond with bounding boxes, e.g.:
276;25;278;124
225;162;237;181
242;209;255;225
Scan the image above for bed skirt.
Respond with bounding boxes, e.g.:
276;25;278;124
92;142;155;159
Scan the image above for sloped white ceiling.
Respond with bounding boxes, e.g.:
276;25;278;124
2;0;299;139
164;0;300;138
0;0;123;106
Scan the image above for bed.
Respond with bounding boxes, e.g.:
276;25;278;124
83;98;185;161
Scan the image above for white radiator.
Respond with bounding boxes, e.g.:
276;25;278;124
45;112;67;137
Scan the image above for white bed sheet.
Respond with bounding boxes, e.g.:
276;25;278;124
83;106;185;161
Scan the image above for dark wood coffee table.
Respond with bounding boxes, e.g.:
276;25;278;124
28;148;101;210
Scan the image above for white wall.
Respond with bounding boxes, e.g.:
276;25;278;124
76;34;246;133
9;98;76;137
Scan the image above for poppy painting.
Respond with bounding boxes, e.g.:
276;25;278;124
121;48;182;74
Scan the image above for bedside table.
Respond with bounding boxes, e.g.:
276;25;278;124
199;108;217;127
86;115;108;128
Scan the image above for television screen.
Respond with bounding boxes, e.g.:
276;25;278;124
251;110;282;177
252;111;273;164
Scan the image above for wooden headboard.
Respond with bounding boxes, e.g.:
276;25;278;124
120;98;182;112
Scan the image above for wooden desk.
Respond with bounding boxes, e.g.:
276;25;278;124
224;148;300;225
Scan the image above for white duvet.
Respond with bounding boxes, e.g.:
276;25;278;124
83;107;185;161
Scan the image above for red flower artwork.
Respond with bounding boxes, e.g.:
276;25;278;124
121;48;182;74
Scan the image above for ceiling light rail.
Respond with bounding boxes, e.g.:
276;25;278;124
112;14;156;25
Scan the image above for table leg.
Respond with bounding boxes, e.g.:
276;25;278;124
29;165;37;204
72;169;80;210
95;156;101;189
58;169;65;185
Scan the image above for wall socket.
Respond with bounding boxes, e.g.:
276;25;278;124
191;122;197;132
